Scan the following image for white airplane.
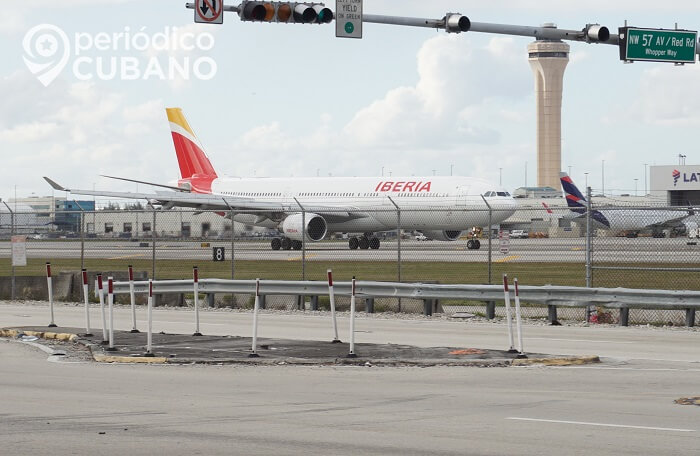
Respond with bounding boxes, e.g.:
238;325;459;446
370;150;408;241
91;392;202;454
560;172;692;237
45;108;517;250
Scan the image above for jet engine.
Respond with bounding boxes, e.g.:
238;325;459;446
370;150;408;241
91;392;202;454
282;213;328;241
421;230;462;241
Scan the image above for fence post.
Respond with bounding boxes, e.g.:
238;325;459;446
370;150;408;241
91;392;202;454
686;308;696;327
6;203;15;301
294;198;306;281
486;301;495;319
365;297;374;314
619;307;630;326
387;197;401;312
547;305;560;325
481;195;493;285
585;185;593;322
152;208;157;307
221;198;235;307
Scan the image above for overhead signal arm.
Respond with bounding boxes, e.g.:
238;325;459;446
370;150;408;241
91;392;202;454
184;2;616;44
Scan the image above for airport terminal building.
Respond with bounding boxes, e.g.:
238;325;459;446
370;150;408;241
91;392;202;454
650;165;700;205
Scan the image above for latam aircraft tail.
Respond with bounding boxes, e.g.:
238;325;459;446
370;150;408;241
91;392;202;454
560;172;586;214
166;107;218;193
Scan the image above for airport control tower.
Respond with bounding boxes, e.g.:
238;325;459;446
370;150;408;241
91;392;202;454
528;33;570;191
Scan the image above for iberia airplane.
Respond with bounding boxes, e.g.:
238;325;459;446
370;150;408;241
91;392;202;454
45;108;517;250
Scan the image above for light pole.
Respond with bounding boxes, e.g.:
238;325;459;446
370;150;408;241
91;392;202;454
568;165;572;176
432;169;437;176
524;161;527;187
601;160;605;196
450;164;454;176
381;166;384;177
584;172;589;191
499;168;502;186
634;178;638;196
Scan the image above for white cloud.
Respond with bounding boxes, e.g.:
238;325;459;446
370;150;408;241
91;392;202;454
220;34;534;182
0;122;59;143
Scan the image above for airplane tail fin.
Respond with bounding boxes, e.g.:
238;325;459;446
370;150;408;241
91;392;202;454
166;108;218;181
560;172;587;214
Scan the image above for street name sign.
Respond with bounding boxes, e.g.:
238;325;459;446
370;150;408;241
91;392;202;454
620;27;697;63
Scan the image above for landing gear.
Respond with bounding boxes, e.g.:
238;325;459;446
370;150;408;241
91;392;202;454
349;235;381;250
358;236;369;250
271;238;281;250
467;239;481;250
280;237;292;250
271;237;306;250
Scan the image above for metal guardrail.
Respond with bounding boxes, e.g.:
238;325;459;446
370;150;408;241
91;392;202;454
111;279;698;326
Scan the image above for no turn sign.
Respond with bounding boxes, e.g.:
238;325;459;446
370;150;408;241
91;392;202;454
195;0;223;24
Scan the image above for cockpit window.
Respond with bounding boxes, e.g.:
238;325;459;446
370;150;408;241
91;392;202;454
497;191;507;196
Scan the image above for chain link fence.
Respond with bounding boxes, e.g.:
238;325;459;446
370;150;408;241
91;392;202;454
1;201;698;325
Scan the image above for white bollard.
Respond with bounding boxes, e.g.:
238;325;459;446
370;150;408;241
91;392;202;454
107;276;115;351
145;279;154;357
96;274;107;343
46;262;56;327
348;277;357;358
327;269;340;343
250;278;261;357
502;274;516;352
193;266;202;336
513;278;526;358
81;269;92;336
128;265;139;333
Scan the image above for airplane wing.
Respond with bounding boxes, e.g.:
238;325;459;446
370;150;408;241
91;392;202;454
44;177;365;222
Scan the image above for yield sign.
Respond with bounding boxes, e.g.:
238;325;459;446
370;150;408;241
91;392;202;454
195;0;224;24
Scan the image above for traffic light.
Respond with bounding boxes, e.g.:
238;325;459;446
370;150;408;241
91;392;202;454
584;24;610;42
239;1;333;24
444;14;470;33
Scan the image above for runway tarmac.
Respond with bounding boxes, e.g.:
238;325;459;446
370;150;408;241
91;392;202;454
2;237;700;263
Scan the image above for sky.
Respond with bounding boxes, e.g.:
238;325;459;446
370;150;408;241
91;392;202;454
2;0;700;201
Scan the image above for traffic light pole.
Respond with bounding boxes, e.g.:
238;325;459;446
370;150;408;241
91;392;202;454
185;2;618;45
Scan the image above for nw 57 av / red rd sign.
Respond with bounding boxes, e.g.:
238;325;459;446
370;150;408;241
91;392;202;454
620;27;697;64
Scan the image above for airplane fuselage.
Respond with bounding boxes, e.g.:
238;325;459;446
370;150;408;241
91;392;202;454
207;175;518;232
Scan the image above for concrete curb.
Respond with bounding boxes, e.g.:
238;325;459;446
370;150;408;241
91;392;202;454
512;355;600;366
0;328;78;342
92;354;169;364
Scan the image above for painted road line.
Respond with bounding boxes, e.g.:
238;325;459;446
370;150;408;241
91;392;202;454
495;255;520;263
527;337;635;344
108;254;149;260
286;253;318;262
507;417;696;433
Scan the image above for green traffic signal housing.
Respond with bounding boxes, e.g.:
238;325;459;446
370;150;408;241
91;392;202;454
239;1;333;24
